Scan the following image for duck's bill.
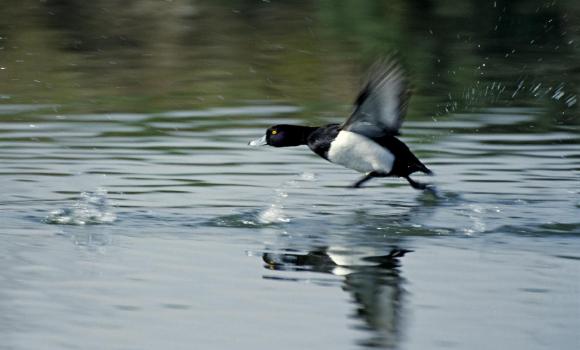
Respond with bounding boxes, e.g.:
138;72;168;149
248;135;267;146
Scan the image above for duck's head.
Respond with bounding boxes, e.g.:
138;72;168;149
248;124;315;147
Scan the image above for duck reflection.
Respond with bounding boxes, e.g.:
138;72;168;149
263;247;410;349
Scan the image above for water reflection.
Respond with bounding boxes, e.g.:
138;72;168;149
263;248;410;349
248;185;478;348
55;226;113;250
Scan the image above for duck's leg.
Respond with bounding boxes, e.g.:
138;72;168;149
350;171;383;188
404;176;428;190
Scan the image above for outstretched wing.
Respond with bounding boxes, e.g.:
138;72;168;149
342;58;410;138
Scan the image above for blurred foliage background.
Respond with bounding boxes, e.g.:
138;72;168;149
0;0;579;123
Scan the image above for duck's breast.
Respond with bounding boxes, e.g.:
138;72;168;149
327;131;394;173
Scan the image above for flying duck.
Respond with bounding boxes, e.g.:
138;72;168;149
249;58;432;190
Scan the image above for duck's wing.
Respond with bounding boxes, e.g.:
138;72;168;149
342;58;410;138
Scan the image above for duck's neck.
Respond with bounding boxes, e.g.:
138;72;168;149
296;126;318;145
285;125;318;146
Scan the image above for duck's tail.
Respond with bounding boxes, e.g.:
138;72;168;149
409;161;433;176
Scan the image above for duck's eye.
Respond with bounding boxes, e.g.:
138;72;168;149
271;130;278;135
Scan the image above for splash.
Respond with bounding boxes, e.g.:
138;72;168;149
258;204;290;224
256;172;317;224
45;189;116;225
257;188;291;224
436;78;577;117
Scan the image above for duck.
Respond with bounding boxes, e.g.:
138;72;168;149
249;58;432;190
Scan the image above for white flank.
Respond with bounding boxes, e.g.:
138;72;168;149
327;131;394;174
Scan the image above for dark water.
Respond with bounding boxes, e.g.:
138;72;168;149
1;1;579;349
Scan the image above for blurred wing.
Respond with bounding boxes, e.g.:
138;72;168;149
342;58;410;138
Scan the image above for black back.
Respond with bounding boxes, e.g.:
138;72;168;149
306;124;340;160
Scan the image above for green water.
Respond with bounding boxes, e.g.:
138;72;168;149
1;1;579;349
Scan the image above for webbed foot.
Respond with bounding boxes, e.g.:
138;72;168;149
350;171;384;188
404;176;432;191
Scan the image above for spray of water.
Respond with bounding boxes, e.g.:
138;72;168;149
257;172;317;224
45;189;116;225
435;77;577;117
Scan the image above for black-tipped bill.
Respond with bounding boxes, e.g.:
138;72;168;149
248;135;267;146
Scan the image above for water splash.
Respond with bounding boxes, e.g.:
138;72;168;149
459;203;502;236
257;187;291;224
436;78;577;117
45;189;116;225
257;172;317;224
258;204;290;224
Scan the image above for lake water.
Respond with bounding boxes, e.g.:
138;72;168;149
1;1;579;349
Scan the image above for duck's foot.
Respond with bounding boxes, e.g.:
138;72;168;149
404;176;432;191
350;171;384;188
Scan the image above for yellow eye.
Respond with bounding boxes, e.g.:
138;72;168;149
271;130;278;135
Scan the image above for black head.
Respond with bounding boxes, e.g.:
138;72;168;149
249;124;316;147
